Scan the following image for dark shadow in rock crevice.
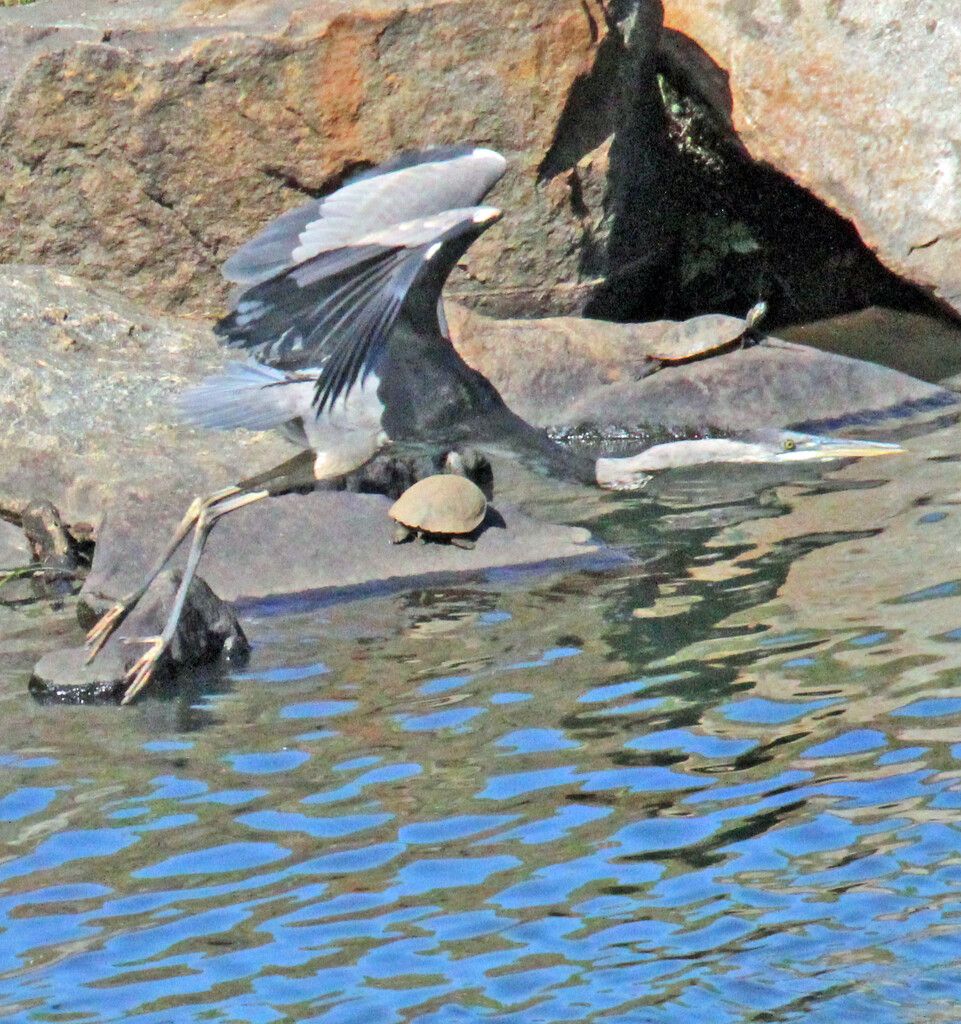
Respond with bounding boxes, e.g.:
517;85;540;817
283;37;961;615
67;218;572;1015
584;16;954;334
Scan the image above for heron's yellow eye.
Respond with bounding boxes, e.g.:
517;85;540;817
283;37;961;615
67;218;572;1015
783;439;796;451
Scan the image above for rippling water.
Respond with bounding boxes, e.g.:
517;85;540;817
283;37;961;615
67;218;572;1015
2;422;961;1022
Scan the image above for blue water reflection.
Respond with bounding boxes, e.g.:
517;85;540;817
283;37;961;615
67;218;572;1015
4;474;961;1022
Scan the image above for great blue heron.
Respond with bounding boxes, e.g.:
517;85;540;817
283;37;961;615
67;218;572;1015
86;145;560;700
85;145;903;702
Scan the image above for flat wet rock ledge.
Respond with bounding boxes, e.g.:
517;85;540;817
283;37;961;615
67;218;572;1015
31;570;248;704
81;490;602;617
52;489;603;702
450;306;960;433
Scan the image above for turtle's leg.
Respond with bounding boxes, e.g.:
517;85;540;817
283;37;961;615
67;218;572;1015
391;523;414;545
637;357;664;379
450;536;476;550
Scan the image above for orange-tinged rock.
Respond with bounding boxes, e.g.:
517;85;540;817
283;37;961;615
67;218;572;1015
661;0;961;315
0;0;607;315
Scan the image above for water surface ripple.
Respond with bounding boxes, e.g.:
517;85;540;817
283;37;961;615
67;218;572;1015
2;431;961;1022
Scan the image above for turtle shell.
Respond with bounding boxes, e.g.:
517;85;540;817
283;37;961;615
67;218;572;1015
388;474;488;536
650;301;767;363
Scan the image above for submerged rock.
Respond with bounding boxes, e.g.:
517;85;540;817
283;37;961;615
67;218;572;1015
30;647;130;705
32;569;248;704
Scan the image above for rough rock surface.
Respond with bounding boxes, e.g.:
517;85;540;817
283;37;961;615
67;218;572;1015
0;265;292;525
450;305;960;432
80;490;602;612
660;0;961;315
0;0;608;317
31;568;248;703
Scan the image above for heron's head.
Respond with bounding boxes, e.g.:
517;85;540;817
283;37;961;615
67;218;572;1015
755;430;905;463
595;429;904;490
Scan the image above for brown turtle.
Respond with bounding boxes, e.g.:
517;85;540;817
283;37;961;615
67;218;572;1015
648;301;767;368
388;474;488;549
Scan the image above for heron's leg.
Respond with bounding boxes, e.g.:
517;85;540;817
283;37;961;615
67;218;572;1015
86;485;242;659
119;488;270;704
89;452;320;662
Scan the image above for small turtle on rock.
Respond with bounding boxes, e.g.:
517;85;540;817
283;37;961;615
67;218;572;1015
389;474;488;549
646;301;767;371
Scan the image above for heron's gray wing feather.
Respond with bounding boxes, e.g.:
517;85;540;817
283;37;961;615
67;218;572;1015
222;202;325;285
177;362;317;431
216;207;498;413
222;147;506;286
216;245;411;369
292;152;504;260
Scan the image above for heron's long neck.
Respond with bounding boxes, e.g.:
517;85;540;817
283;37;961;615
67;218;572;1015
377;315;594;483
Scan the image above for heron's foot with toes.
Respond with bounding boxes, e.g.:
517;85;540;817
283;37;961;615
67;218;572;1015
119;636;169;705
85;602;131;660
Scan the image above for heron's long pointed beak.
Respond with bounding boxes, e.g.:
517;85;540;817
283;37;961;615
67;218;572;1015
778;437;906;461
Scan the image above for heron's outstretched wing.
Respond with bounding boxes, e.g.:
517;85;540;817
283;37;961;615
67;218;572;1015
216;146;506;414
222;146;507;286
214;206;501;412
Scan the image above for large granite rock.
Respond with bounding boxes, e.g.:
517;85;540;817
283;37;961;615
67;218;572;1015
0;0;609;318
661;0;961;316
0;265;292;525
2;0;958;326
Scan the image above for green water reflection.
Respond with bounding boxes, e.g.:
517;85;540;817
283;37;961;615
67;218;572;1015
2;425;961;1022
